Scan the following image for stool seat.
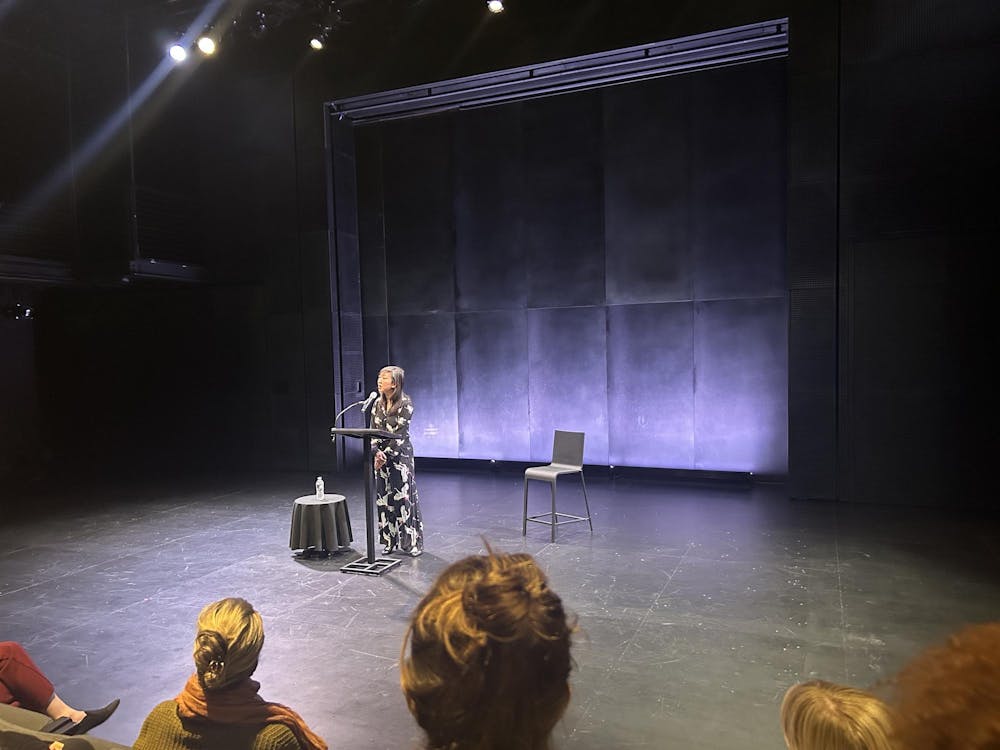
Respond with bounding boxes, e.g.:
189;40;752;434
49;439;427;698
290;494;352;556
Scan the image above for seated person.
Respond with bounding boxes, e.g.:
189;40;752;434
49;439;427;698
400;551;574;750
133;598;326;750
1;641;119;735
891;621;1000;750
780;680;893;750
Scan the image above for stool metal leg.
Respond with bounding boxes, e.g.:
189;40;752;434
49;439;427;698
550;480;557;542
525;471;591;541
522;478;529;536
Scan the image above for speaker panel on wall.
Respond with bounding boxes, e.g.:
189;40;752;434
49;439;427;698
607;302;695;468
454;104;527;312
526;306;609;465
522;93;605;309
694;297;788;474
387;312;459;457
604;76;692;306
456;310;530;460
690;60;787;302
381;115;456;315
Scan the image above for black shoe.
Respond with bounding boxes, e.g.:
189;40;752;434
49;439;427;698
65;699;120;736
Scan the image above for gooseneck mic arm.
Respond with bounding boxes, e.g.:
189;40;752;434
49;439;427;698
333;391;378;426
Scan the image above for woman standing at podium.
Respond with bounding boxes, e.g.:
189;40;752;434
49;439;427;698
372;365;424;556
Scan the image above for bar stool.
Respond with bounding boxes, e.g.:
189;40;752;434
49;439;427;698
522;430;593;542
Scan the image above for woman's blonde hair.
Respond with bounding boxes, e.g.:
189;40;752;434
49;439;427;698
192;597;264;690
781;680;894;750
400;552;573;750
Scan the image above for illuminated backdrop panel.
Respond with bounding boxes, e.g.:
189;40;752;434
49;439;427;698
357;59;787;473
388;313;459;458
456;310;530;460
607;302;695;468
527;306;610;465
694;298;788;473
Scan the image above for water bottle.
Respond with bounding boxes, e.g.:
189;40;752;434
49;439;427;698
315;476;324;499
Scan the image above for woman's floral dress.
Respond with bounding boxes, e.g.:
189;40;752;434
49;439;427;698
371;394;424;553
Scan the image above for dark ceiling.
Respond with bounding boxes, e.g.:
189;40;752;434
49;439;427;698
1;1;777;96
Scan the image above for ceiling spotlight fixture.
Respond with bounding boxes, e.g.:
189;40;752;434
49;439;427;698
2;303;33;321
486;0;504;13
196;25;217;56
168;43;188;62
309;26;330;50
310;2;340;51
251;9;268;39
196;35;217;55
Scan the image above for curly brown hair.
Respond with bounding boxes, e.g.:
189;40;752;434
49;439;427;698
400;551;574;750
891;621;1000;750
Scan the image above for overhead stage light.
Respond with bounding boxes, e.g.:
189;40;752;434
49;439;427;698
310;3;340;51
168;43;188;62
251;9;268;39
2;303;33;321
309;26;330;50
487;0;504;13
197;35;217;56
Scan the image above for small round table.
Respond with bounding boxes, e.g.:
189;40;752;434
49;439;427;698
289;494;352;558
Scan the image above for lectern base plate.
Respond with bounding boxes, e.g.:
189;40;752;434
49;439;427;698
340;557;402;576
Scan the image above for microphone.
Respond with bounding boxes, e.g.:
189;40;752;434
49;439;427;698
361;391;378;411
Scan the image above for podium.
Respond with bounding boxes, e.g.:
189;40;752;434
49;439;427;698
330;427;402;576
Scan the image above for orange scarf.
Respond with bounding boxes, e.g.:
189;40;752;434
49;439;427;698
175;674;327;750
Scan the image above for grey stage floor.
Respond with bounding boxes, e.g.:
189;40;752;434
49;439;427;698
1;468;998;749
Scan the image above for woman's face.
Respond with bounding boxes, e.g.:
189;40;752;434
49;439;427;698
377;369;397;397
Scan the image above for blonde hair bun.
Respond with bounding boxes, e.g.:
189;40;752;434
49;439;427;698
192;597;264;691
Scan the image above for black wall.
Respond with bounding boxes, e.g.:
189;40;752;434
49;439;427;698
1;4;343;491
0;286;41;485
783;0;997;504
835;3;997;503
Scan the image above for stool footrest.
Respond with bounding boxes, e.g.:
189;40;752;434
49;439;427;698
526;512;590;526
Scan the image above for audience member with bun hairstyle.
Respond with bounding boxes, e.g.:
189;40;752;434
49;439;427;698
780;680;894;750
890;621;1000;750
400;551;574;750
133;597;326;750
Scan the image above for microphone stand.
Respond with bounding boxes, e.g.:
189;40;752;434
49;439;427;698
334;398;367;426
334;392;378;427
332;394;377;472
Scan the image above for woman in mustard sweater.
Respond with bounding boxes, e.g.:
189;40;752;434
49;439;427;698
133;598;326;750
